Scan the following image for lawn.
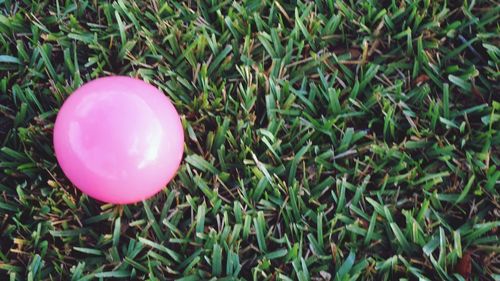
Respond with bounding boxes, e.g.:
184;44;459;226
0;0;499;280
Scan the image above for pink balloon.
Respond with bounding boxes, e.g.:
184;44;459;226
53;76;184;204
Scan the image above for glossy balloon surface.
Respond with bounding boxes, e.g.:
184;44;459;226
54;76;184;204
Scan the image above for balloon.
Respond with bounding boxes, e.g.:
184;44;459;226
53;76;184;204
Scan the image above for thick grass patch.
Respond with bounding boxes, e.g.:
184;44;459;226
0;0;499;280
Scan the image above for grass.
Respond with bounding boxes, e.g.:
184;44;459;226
0;0;499;280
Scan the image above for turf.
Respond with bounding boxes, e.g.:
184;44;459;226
0;0;499;280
